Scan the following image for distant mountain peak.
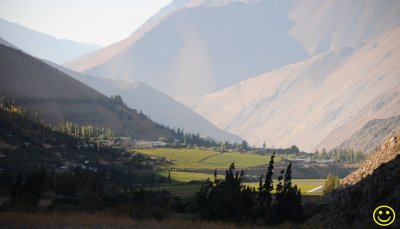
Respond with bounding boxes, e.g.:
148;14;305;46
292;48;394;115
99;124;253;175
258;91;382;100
0;18;102;64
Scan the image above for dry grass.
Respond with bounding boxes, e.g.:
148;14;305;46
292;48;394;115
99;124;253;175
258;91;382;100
0;212;317;229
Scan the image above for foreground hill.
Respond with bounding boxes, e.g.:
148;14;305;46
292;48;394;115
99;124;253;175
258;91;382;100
0;44;173;140
0;18;101;64
309;132;400;228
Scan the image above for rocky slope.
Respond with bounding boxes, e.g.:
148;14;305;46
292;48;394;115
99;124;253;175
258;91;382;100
340;132;400;187
310;132;400;228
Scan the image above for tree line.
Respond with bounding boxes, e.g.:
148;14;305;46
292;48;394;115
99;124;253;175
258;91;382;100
196;153;303;224
314;148;365;163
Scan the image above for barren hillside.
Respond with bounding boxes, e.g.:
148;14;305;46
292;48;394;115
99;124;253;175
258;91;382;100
180;28;400;151
65;0;308;97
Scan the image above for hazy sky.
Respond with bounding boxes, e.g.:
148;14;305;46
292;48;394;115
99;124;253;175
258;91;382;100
0;0;172;46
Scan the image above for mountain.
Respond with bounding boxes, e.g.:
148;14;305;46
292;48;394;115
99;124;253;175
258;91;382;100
179;27;400;151
309;132;400;228
42;62;242;143
289;0;400;55
336;115;400;154
65;0;309;97
0;37;17;49
0;44;174;140
65;0;400;98
0;18;101;64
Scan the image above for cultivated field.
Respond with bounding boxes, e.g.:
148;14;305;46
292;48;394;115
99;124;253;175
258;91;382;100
134;148;326;197
151;176;325;197
134;148;281;169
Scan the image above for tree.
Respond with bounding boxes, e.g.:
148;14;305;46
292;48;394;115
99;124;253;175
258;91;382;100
274;163;303;222
110;95;124;105
321;148;327;157
196;163;253;221
258;152;275;210
323;173;340;195
290;145;300;154
241;140;249;151
11;169;47;210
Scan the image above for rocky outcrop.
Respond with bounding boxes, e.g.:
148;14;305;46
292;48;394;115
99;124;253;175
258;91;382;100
309;132;400;228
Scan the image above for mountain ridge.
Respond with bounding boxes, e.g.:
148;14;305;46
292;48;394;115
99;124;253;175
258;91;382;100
45;62;242;143
179;27;400;151
65;0;308;97
0;18;101;64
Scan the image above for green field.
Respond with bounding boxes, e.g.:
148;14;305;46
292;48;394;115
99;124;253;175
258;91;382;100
134;148;280;169
152;170;324;197
244;179;325;195
137;148;324;197
150;179;325;197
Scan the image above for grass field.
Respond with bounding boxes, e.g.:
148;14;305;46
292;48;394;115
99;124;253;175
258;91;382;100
153;171;324;197
244;179;325;195
134;148;280;169
136;148;324;197
149;179;325;197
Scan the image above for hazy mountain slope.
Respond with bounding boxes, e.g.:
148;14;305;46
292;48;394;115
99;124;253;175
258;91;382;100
65;0;308;97
180;28;400;151
77;78;243;143
0;44;173;140
44;62;242;142
310;132;400;228
139;0;259;30
288;0;400;55
335;115;400;154
0;18;101;64
65;0;400;98
0;37;17;49
186;0;260;7
139;0;192;29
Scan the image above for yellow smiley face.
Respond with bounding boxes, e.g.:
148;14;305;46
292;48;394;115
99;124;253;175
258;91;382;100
373;205;396;226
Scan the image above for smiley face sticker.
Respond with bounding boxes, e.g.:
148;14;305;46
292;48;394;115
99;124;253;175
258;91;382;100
373;205;396;226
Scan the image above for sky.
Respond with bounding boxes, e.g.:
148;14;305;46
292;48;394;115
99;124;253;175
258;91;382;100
0;0;172;46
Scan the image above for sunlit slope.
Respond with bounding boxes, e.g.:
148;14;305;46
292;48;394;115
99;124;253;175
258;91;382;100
181;28;400;151
65;0;308;97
